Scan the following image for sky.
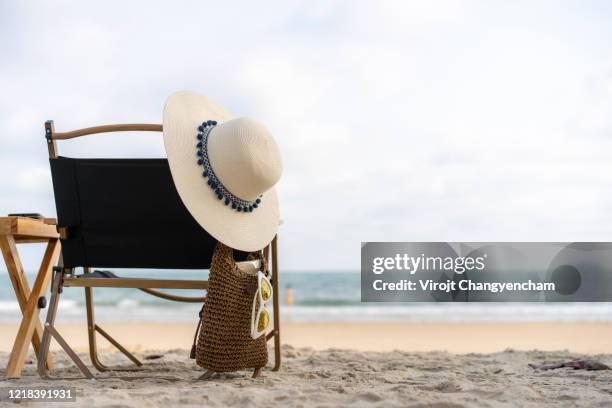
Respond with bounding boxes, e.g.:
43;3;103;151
1;0;612;272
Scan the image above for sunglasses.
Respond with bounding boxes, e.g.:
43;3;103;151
250;271;273;339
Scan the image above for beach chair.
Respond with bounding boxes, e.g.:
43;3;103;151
37;121;281;379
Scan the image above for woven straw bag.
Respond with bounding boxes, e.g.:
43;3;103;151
193;243;268;372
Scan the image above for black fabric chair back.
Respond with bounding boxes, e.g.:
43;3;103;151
49;157;246;269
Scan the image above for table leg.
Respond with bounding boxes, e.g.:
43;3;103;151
4;238;60;379
0;236;54;371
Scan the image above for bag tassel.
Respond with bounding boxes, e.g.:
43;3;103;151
190;302;205;359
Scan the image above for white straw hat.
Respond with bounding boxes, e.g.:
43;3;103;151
163;91;282;251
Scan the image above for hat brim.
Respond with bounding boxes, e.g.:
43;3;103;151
163;91;279;252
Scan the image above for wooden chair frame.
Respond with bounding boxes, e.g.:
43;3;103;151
38;121;281;379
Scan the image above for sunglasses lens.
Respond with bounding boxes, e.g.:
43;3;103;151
257;309;270;333
260;279;272;302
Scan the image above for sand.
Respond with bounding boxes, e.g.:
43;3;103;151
1;323;612;407
1;322;612;353
1;346;611;407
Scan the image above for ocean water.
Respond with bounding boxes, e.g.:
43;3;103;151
1;270;611;323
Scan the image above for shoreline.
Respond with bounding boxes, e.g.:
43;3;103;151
1;322;611;354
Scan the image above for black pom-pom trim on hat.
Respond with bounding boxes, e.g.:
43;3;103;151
196;120;263;213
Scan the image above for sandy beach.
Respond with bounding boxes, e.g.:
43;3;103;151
0;323;611;407
1;322;612;354
1;345;611;407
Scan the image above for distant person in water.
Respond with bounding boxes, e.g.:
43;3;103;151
285;284;293;306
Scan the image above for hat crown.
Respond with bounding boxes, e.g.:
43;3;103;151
208;117;282;202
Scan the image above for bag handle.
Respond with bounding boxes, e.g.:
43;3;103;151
248;250;268;276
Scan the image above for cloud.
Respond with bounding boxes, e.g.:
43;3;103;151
1;1;612;272
17;166;52;193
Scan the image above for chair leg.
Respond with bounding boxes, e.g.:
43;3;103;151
271;236;281;371
37;274;56;379
84;285;108;372
46;324;94;380
84;268;142;371
38;269;94;379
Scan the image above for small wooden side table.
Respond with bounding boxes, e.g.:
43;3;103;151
0;216;61;379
